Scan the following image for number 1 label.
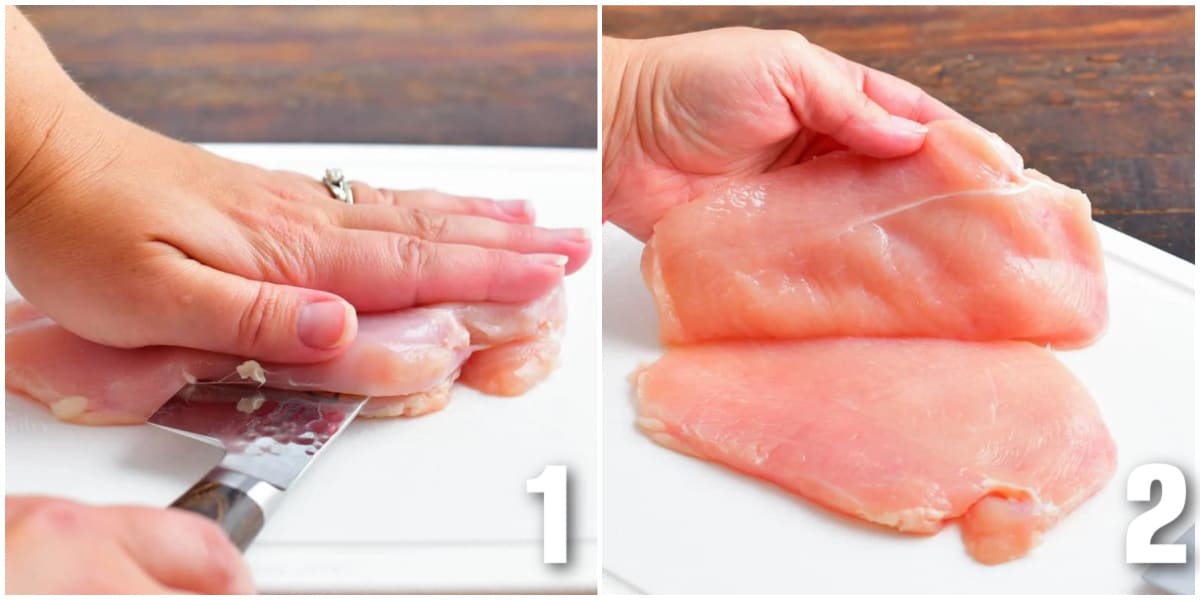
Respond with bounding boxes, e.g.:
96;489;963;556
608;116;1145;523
527;465;568;564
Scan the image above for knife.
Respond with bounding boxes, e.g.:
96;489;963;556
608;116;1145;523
147;384;368;551
1142;525;1195;595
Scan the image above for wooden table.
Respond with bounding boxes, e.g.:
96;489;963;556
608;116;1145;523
21;5;597;148
604;6;1195;262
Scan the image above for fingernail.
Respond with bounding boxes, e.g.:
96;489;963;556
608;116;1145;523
531;253;568;268
887;115;929;135
298;300;354;350
497;200;533;219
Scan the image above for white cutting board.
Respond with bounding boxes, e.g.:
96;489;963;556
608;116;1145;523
602;222;1195;594
4;144;599;593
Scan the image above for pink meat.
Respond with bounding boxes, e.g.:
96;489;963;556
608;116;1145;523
642;119;1107;349
634;339;1117;565
632;120;1115;565
5;286;565;425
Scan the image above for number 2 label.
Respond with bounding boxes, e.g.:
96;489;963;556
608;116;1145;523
1126;463;1187;564
528;465;568;564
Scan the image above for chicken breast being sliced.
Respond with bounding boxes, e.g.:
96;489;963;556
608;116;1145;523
634;338;1117;565
643;120;1107;348
5;286;565;425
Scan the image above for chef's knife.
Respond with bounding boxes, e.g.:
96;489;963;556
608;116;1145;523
147;384;368;551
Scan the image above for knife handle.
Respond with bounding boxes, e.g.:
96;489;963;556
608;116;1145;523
169;467;283;552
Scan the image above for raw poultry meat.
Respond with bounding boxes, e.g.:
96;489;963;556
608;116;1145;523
634;339;1117;565
5;286;564;425
458;336;562;397
642;120;1107;348
630;119;1116;565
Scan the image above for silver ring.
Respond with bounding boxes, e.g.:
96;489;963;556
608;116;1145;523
323;168;354;205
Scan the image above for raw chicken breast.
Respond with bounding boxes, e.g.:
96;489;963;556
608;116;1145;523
5;286;564;425
458;337;561;397
643;120;1107;348
634;338;1117;565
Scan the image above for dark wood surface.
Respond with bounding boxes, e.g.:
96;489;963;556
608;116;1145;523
604;6;1195;262
20;5;597;148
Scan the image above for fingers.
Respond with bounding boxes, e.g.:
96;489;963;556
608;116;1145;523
258;172;590;279
183;173;581;325
335;204;591;274
114;506;255;594
809;44;964;124
779;39;932;158
353;184;537;224
859;65;964;123
6;495;58;524
806;44;964;125
270;170;537;224
145;262;358;363
302;228;566;311
5;497;253;594
786;47;930;158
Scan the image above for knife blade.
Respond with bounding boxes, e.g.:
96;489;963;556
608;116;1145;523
1142;525;1195;595
148;384;368;551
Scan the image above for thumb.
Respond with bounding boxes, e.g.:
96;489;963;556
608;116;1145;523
785;45;929;158
116;506;256;594
149;261;358;363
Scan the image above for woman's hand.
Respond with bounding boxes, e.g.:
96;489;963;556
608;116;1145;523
6;112;590;364
602;27;963;240
5;496;254;594
5;7;590;365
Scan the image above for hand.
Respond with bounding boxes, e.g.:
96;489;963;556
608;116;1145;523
5;496;254;594
5;8;591;365
602;27;963;240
